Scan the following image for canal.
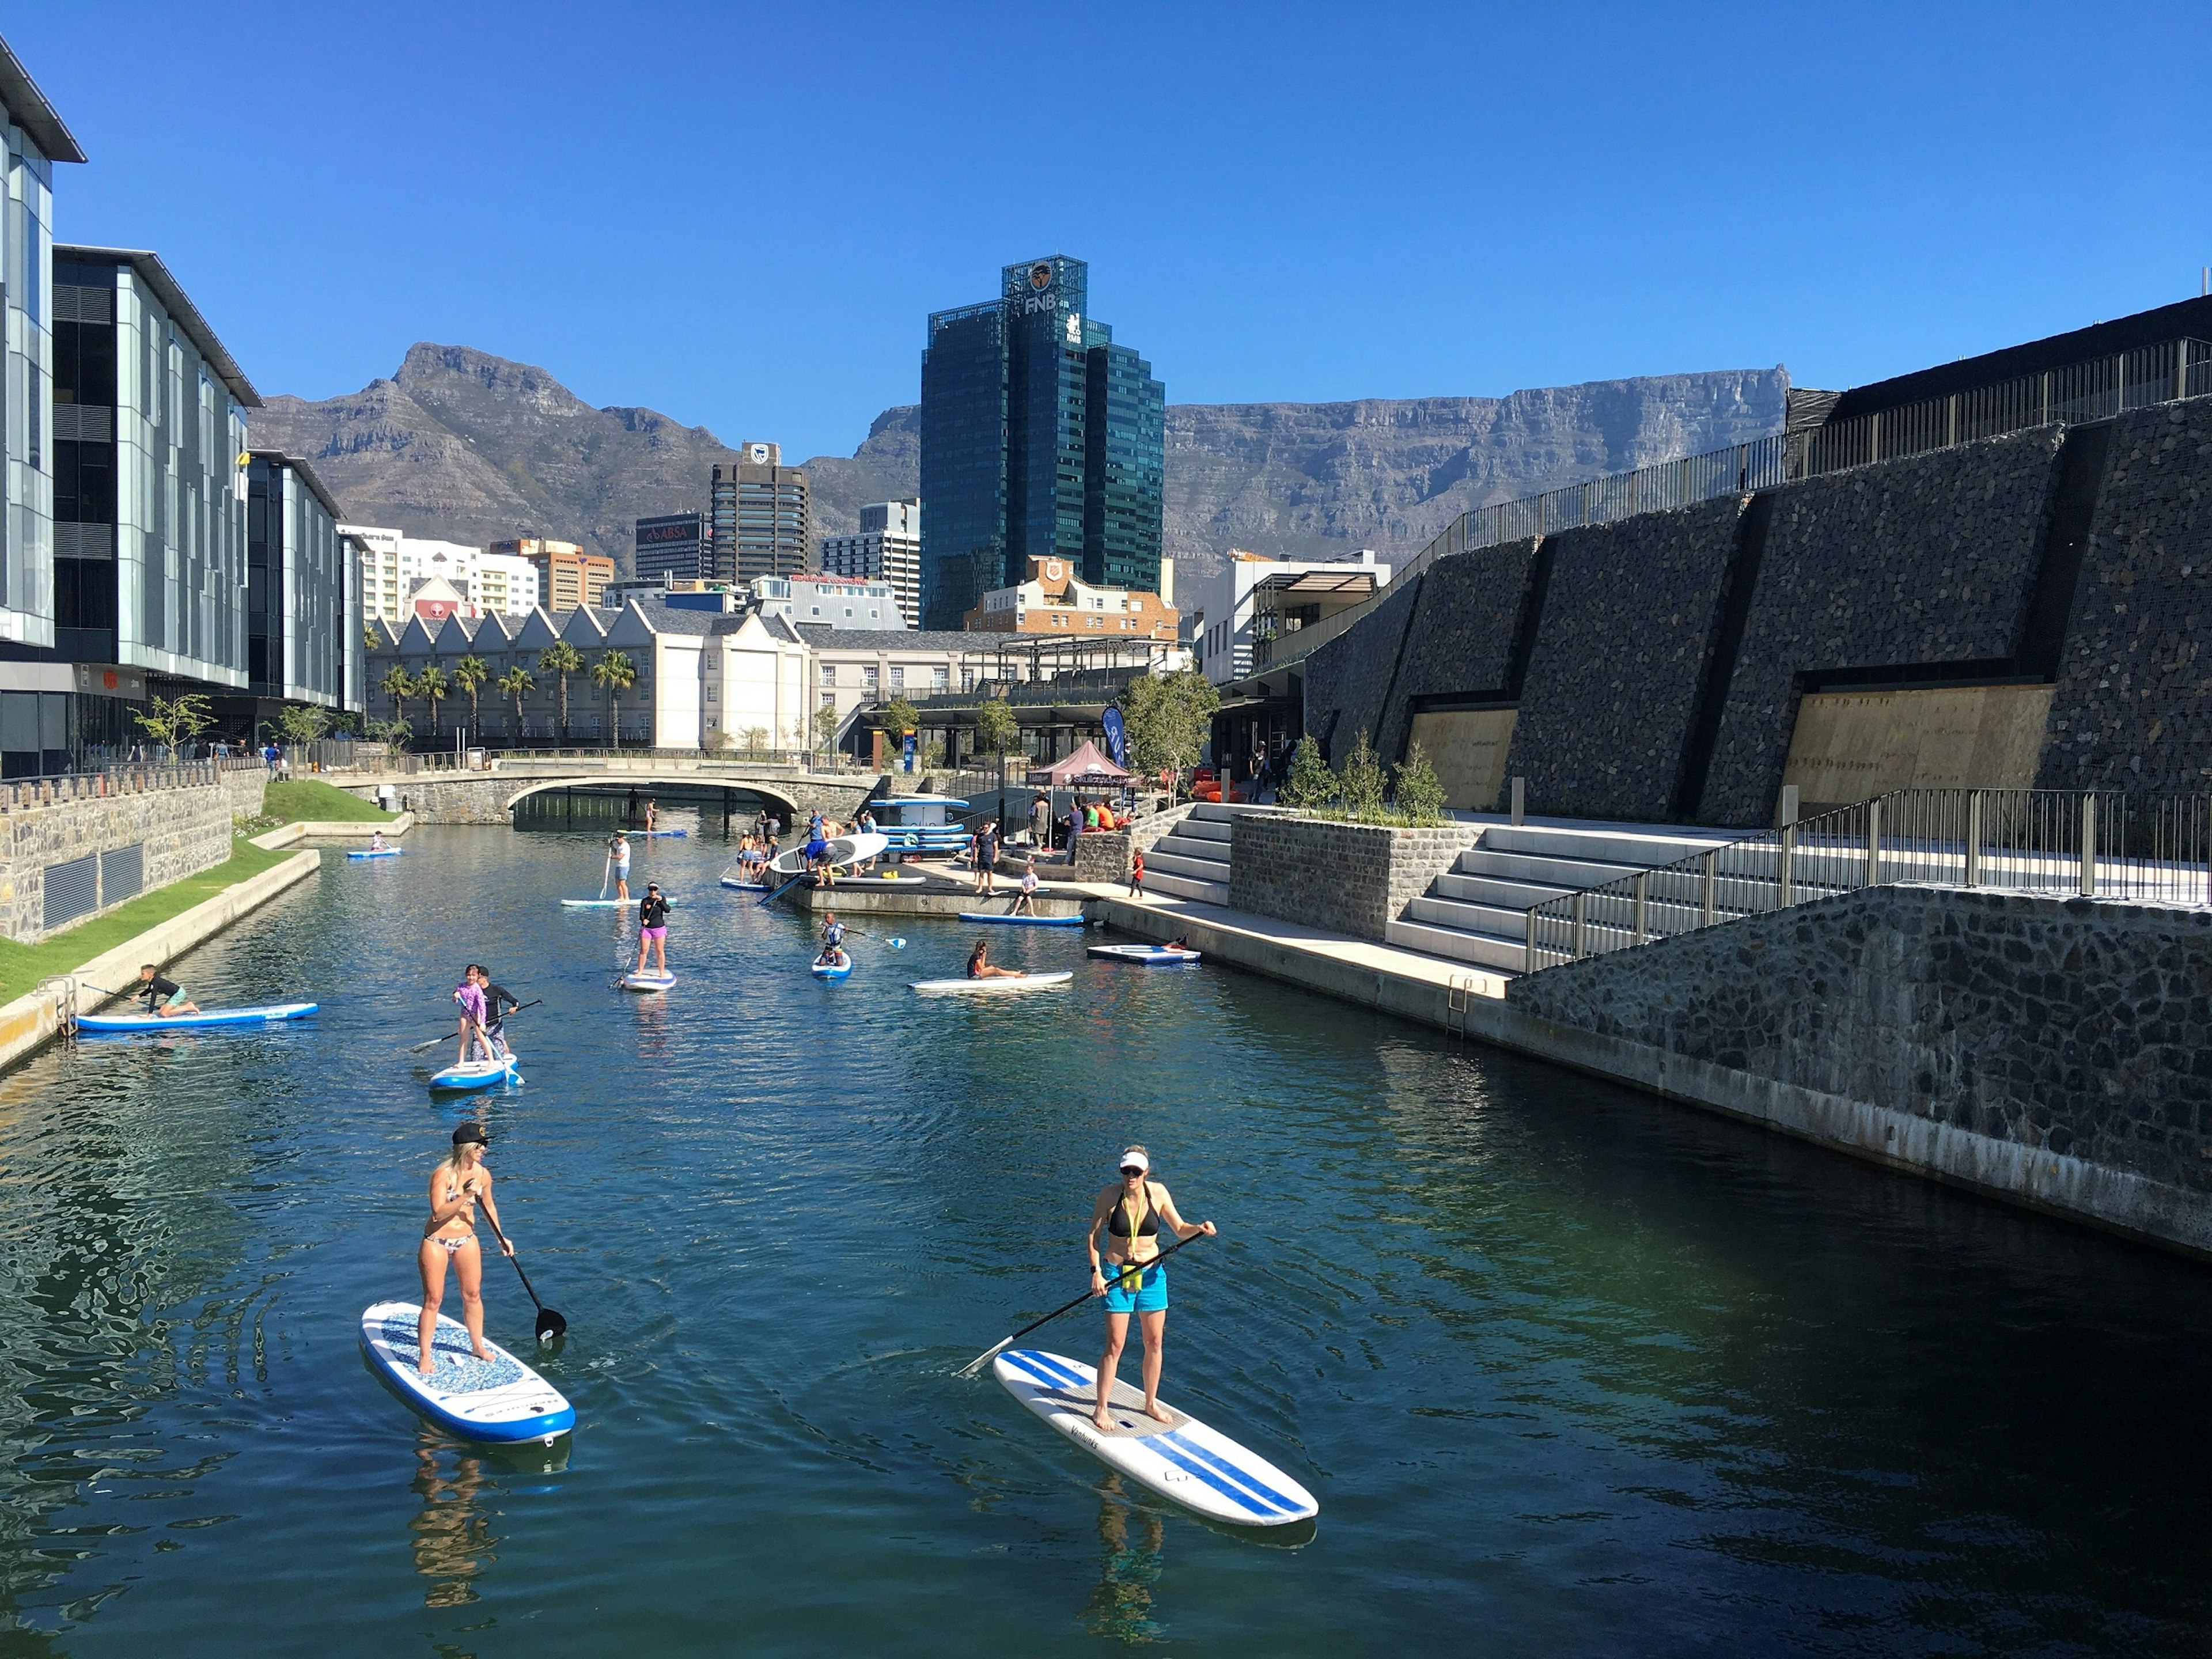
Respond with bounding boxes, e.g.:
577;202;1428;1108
3;814;2211;1654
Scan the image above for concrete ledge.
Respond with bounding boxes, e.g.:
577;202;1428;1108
251;812;414;850
0;849;323;1074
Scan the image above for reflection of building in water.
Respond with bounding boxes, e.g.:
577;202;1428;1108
411;1441;500;1608
1082;1482;1167;1643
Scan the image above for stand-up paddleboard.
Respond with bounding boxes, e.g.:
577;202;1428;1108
770;831;888;876
1088;944;1202;966
428;1049;522;1091
77;1001;319;1033
994;1349;1316;1527
620;971;676;993
959;911;1088;927
346;847;404;860
719;873;770;891
810;957;854;980
359;1302;574;1445
635;828;687;838
910;971;1074;995
560;896;678;908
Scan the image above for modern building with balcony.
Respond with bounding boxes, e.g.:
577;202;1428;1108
238;450;362;726
819;499;920;627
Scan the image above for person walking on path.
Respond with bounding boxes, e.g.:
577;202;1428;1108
1127;849;1145;900
976;820;1000;897
635;884;671;976
608;832;632;900
418;1123;512;1376
1086;1147;1215;1429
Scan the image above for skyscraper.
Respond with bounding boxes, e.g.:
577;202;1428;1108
819;500;920;627
708;443;809;584
918;256;1164;631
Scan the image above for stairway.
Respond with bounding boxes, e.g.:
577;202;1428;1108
1385;823;1733;975
1138;802;1249;903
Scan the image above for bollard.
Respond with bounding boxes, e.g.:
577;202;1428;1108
1509;775;1525;827
1778;783;1799;828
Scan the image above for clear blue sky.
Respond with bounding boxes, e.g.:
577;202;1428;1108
12;3;2211;461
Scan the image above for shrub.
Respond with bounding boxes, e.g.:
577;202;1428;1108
1279;734;1334;809
1338;729;1387;821
1393;742;1447;826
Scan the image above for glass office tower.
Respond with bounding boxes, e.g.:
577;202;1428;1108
918;256;1164;631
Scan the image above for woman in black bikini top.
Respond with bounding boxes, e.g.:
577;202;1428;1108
1085;1145;1217;1431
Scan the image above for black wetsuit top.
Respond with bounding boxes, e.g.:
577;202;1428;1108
483;983;520;1031
139;974;180;1010
639;895;670;929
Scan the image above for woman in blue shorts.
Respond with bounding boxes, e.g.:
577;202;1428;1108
1086;1145;1216;1431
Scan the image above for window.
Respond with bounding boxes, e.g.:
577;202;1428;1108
820;664;836;687
706;686;718;702
889;666;904;690
862;665;878;689
932;666;949;689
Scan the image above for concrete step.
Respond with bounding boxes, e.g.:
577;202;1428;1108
1147;847;1232;883
1476;824;1732;869
1172;817;1235;844
1384;918;1526;973
1406;894;1529;938
1455;848;1649;889
1431;870;1575;910
1153;831;1232;863
1142;868;1229;904
1190;802;1266;824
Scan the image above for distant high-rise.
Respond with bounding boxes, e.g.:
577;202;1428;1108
918;256;1164;631
490;537;612;611
634;511;706;586
709;443;809;584
819;499;920;627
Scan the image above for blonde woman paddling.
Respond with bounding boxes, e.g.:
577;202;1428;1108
418;1123;513;1376
1086;1146;1215;1430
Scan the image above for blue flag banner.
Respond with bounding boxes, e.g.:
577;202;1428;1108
1102;707;1127;768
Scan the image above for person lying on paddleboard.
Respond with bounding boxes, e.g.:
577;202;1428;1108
471;965;520;1059
452;972;493;1065
966;940;1022;979
134;964;200;1017
418;1122;512;1376
635;884;671;976
1087;1146;1216;1430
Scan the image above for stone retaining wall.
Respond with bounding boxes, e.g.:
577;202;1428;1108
1229;815;1472;940
1071;804;1197;882
0;777;245;943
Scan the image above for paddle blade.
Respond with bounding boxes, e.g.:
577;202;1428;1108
535;1306;567;1343
889;938;907;949
955;1337;1010;1380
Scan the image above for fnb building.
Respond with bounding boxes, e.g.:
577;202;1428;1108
918;256;1165;631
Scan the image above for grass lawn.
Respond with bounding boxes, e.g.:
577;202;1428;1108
0;839;300;1005
263;778;395;823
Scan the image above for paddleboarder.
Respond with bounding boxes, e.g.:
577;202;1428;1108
133;964;200;1017
643;798;659;832
634;883;671;976
452;971;493;1065
369;830;388;853
1086;1147;1215;1430
966;939;1022;980
417;1123;513;1376
821;912;847;952
473;966;521;1059
607;832;632;900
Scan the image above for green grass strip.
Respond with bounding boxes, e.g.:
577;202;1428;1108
0;839;301;1005
263;779;395;823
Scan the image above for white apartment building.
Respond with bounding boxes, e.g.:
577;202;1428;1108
1190;548;1391;685
345;524;541;622
819;499;920;627
750;573;903;628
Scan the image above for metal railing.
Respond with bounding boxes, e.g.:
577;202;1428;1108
1525;789;2212;972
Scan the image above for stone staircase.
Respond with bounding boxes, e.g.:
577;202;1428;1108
1139;802;1251;904
1385;823;1734;976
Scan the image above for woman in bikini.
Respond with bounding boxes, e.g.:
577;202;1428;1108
1086;1146;1215;1429
418;1123;514;1376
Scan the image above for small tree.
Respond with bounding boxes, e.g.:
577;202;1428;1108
1393;741;1447;825
1279;734;1335;809
1116;668;1219;800
132;692;214;761
973;696;1020;779
740;724;770;755
275;702;332;749
538;642;585;741
378;665;416;728
453;654;490;741
365;716;413;749
496;664;534;737
363;622;382;654
592;649;638;747
416;663;450;740
1338;729;1387;821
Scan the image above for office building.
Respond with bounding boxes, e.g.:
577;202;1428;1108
709;443;809;584
345;525;540;622
1190;548;1390;685
918;255;1165;629
751;574;902;628
241;452;359;721
635;511;707;585
491;537;613;611
963;554;1179;642
819;499;921;627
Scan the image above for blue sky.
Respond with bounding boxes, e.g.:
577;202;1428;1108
12;3;2211;460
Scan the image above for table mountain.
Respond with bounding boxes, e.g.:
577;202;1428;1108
251;343;1788;585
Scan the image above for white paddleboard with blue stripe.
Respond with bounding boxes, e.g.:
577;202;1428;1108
993;1348;1317;1527
359;1301;574;1445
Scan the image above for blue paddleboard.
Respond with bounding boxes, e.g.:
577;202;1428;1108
347;847;404;859
428;1050;522;1091
810;959;854;980
77;1001;320;1033
360;1301;574;1445
958;912;1088;927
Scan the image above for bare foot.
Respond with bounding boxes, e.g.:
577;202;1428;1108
471;1347;493;1362
1143;1402;1174;1423
417;1360;435;1376
1092;1412;1113;1431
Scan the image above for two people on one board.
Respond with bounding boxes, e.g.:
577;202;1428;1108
1086;1146;1215;1429
452;964;520;1064
135;963;199;1017
634;884;671;977
417;1122;513;1375
816;912;850;972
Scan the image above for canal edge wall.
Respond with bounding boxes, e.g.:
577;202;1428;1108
0;849;323;1074
1084;883;2212;1263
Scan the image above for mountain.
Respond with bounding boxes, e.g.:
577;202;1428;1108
250;345;1789;586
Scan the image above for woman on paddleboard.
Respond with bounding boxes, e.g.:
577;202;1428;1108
1086;1146;1215;1429
418;1123;513;1376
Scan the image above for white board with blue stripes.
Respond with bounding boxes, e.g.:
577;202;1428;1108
993;1348;1317;1527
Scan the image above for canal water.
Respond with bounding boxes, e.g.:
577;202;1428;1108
5;816;2212;1656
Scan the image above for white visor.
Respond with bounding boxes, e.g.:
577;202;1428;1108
1118;1150;1149;1173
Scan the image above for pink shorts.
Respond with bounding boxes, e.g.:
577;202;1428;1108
641;925;667;940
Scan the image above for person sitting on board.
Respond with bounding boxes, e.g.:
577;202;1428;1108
419;1123;512;1376
1086;1146;1217;1430
369;830;387;853
634;884;671;977
821;912;847;952
452;972;493;1065
1165;937;1192;953
966;940;1022;980
815;941;850;971
472;965;520;1060
608;832;632;901
1009;857;1040;916
134;964;199;1017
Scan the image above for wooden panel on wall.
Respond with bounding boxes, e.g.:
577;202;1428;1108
1407;708;1518;812
1782;684;2055;813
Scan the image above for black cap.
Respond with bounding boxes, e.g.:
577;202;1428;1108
452;1123;489;1146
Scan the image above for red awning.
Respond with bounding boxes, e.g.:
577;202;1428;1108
1025;740;1133;787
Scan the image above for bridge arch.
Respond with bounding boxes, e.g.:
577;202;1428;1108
501;775;806;821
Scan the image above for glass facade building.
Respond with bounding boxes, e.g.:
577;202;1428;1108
244;452;358;712
918;256;1164;631
635;510;706;585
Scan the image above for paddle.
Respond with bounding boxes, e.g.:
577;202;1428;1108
834;923;907;949
955;1231;1207;1379
479;1206;566;1343
597;853;612;901
407;999;542;1054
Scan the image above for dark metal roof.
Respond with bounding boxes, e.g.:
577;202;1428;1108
58;246;260;406
0;38;84;164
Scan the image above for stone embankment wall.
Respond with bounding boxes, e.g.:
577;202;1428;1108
1229;816;1471;940
1374;536;1544;760
1506;883;2212;1255
0;771;257;944
1071;804;1196;882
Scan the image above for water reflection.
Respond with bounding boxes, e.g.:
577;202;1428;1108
1082;1479;1167;1645
408;1436;500;1609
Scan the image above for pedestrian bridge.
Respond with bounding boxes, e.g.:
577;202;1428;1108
339;756;888;825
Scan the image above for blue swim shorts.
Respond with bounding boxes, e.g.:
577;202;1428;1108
1101;1259;1168;1315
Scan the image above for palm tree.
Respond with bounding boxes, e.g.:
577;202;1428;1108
453;654;490;743
416;663;450;740
496;664;535;739
592;649;638;748
378;664;416;730
538;642;585;741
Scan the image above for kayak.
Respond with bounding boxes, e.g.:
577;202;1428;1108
620;971;676;993
77;1001;320;1033
560;896;679;908
957;912;1088;927
770;831;889;876
359;1301;575;1445
994;1348;1317;1527
1088;944;1202;966
810;958;854;980
428;1049;522;1091
346;847;404;859
910;971;1074;995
